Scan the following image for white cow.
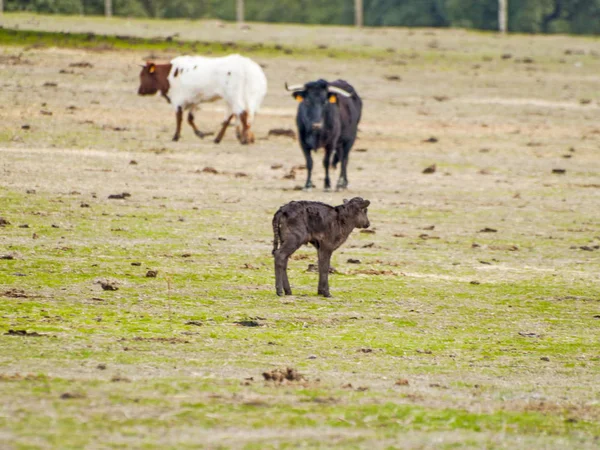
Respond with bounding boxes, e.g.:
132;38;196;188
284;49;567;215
138;54;267;144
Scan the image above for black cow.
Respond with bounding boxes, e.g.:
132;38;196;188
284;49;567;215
285;79;362;191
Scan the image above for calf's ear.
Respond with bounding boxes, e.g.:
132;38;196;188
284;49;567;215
343;199;348;204
362;200;370;208
293;92;304;102
328;93;337;104
148;63;156;74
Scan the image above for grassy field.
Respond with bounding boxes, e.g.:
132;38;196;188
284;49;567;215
1;13;600;449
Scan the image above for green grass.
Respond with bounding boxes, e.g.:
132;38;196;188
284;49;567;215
0;26;391;60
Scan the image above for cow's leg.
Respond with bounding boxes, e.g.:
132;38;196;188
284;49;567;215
187;109;207;139
274;240;299;296
303;146;315;190
173;106;183;141
336;145;350;190
237;110;254;145
323;144;334;191
317;247;333;297
214;114;234;144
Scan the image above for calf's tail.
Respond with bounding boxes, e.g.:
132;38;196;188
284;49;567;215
272;210;282;255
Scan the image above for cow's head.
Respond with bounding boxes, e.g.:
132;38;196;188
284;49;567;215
138;62;169;96
285;80;352;148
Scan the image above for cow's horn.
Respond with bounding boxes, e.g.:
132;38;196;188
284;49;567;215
328;85;353;97
285;82;305;92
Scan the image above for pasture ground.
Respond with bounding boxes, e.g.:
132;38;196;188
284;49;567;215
1;13;599;449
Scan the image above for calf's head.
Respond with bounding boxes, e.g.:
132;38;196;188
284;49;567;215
341;197;371;229
138;62;169;96
285;79;352;148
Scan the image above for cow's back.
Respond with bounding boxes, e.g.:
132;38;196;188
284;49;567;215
330;80;362;139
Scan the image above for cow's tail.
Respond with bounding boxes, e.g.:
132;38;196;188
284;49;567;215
272;209;282;255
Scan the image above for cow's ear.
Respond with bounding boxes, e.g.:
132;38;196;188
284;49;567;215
292;92;304;102
328;93;337;104
148;63;156;74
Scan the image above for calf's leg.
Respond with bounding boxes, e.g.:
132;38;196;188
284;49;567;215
173;106;183;141
317;248;333;297
282;258;292;295
274;241;299;296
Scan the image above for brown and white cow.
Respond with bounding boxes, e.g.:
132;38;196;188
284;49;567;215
138;54;267;144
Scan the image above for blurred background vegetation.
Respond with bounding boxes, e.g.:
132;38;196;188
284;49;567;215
4;0;600;35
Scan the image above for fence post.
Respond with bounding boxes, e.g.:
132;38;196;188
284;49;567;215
237;0;244;24
105;0;112;17
0;0;3;16
355;0;363;27
499;0;508;33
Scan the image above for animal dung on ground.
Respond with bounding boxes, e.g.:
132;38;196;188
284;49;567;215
145;270;158;278
347;258;361;264
108;192;131;199
2;288;28;298
200;166;219;174
307;263;336;274
0;218;11;227
552;168;566;174
60;392;86;399
355;148;368;153
234;320;262;327
384;75;401;81
262;367;305;383
5;329;44;337
268;128;296;139
423;136;438;143
422;164;436;174
69;61;93;68
479;227;498;233
97;279;119;291
270;163;283;169
518;331;541;338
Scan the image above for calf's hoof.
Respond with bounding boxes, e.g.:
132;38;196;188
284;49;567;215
276;290;284;297
194;130;206;139
284;289;292;295
172;135;180;142
214;137;222;144
318;290;332;298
